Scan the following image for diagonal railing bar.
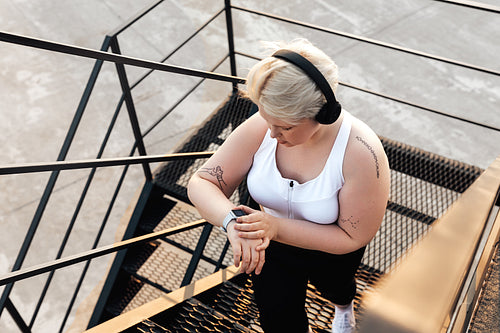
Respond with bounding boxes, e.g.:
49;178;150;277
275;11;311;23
142;55;230;138
5;297;30;333
338;82;500;132
0;152;215;175
224;0;238;92
0;31;246;84
235;51;500;132
181;224;214;287
87;178;156;328
29;84;129;329
231;5;500;77
109;36;152;180
29;173;93;328
127;7;226;92
107;0;165;37
0;220;208;287
432;0;500;13
160;237;224;268
59;145;137;333
0;36;113;317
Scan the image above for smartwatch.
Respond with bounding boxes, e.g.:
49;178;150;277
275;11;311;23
222;209;246;232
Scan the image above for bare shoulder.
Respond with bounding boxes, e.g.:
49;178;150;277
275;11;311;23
344;114;389;182
201;112;268;173
194;112;268;196
222;112;268;154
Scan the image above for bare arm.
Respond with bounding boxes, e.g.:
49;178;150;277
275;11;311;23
188;113;267;225
235;120;390;254
187;113;268;272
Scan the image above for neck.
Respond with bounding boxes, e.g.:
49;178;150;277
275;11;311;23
305;111;344;147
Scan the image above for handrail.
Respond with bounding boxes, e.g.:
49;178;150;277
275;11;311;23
0;152;215;175
433;0;500;14
0;31;246;84
360;155;500;332
107;0;165;37
338;82;500;133
231;5;500;77
0;220;208;286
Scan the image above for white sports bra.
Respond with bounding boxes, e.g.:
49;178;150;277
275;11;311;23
247;113;352;224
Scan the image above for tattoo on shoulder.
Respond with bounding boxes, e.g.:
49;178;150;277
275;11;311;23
200;166;227;190
340;215;359;230
355;136;380;179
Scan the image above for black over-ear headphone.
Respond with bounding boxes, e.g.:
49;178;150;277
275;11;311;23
272;49;341;124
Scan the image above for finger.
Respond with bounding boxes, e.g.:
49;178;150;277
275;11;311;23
239;245;251;274
236;205;256;215
233;243;241;268
256;237;270;252
237;230;263;239
247;246;260;274
255;249;265;275
234;222;260;232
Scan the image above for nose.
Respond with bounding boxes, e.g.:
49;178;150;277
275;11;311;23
270;126;281;139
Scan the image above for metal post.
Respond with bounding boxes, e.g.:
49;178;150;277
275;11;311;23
224;0;238;92
87;180;154;328
109;36;152;180
181;223;214;287
5;298;30;333
214;239;231;272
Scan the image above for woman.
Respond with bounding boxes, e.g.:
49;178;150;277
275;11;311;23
187;39;390;333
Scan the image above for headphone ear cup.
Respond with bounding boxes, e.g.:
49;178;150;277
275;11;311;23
315;101;341;124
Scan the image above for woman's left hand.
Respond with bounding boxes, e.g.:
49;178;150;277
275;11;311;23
233;205;278;251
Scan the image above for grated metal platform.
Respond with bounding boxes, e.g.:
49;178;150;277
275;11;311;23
96;93;484;331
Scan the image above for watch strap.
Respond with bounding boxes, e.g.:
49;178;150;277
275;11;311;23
222;211;237;232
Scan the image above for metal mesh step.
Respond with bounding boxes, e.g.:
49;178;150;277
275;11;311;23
121;264;382;333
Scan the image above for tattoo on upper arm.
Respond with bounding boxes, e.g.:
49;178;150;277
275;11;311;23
200;166;227;190
355;136;380;179
340;215;359;230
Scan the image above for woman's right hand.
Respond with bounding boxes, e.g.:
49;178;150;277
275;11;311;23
227;222;265;275
232;206;278;252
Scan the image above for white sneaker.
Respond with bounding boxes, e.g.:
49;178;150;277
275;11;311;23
331;311;356;333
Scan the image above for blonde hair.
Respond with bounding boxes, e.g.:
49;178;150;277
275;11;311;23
243;38;339;124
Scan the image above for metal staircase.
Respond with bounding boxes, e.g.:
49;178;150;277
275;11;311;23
85;93;482;332
0;1;499;332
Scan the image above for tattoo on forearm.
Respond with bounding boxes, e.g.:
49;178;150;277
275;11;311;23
340;215;359;230
355;136;380;178
200;166;227;190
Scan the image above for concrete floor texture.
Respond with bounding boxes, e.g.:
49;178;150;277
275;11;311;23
0;0;499;332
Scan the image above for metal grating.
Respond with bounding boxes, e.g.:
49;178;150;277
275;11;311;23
122;265;382;332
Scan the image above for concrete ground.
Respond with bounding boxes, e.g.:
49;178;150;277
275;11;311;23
0;0;499;332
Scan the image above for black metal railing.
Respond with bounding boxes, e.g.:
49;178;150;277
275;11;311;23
0;1;240;331
0;0;499;332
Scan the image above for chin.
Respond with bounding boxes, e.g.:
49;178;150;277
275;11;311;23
279;141;294;147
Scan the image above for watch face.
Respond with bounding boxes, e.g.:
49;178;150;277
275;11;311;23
232;209;246;217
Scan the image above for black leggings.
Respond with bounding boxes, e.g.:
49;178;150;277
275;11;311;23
252;241;366;333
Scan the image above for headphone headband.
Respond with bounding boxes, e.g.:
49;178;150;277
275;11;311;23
272;49;341;124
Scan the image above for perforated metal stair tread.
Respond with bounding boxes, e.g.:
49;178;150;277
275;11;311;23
120;265;382;333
